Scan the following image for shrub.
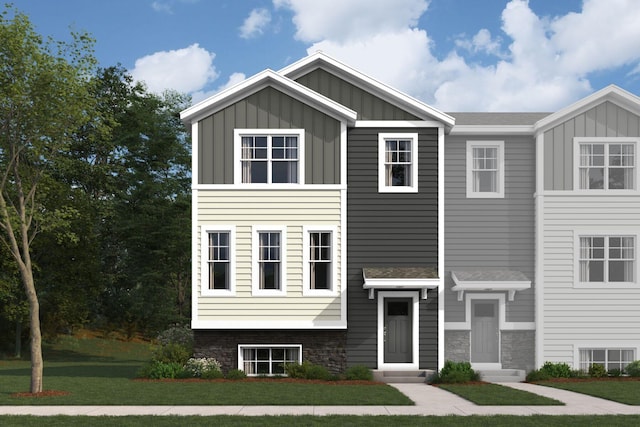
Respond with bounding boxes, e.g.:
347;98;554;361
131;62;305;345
285;361;331;380
588;363;607;378
201;369;224;379
626;360;640;377
608;368;623;377
137;360;185;379
431;360;480;384
156;324;194;351
184;357;222;378
344;365;373;381
152;342;191;365
226;369;247;380
525;369;552;382
539;361;573;378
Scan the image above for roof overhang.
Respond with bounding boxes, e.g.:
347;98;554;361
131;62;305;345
451;270;531;302
363;267;439;300
449;125;535;136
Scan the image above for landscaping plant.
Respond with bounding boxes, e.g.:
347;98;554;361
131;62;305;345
625;360;640;377
431;360;480;384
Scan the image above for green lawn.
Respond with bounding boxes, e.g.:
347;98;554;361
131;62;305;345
537;380;640;405
0;334;411;406
436;383;564;406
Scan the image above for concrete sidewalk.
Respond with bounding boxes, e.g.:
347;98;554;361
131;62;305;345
0;382;639;416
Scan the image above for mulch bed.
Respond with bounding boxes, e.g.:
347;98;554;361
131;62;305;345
536;377;640;383
11;390;71;398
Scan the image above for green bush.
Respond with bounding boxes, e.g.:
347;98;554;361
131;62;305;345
344;365;373;381
588;363;607;378
152;342;191;365
608;368;623;377
285;361;331;380
201;368;224;379
431;360;480;384
539;361;573;378
226;369;247;380
184;357;222;378
625;360;640;377
137;360;185;379
525;369;552;382
156;325;194;351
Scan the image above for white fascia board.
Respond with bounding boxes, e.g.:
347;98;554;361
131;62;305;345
192;320;347;329
449;125;535;136
180;68;357;125
280;52;455;129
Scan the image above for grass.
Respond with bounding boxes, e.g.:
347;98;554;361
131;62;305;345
537;379;640;405
0;333;411;406
2;415;640;426
436;383;564;406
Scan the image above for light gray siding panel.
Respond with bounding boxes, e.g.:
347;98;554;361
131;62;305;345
197;87;341;184
544;101;640;190
445;136;535;324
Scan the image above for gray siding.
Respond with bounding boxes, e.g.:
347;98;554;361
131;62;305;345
444;135;535;323
346;127;439;369
295;68;420;121
544;101;640;191
198;86;341;185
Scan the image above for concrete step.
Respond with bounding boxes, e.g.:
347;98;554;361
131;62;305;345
478;369;526;383
373;370;436;383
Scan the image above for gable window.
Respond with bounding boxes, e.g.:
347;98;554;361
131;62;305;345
303;226;336;295
235;129;304;185
466;141;504;198
579;235;635;284
252;226;287;295
378;133;418;193
201;226;235;296
239;345;301;376
578;142;635;190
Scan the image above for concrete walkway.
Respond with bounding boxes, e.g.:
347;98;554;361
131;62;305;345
1;382;639;416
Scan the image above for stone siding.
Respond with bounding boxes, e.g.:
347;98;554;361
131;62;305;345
501;330;535;372
444;330;470;362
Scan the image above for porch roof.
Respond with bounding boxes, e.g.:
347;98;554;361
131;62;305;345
451;270;531;302
362;267;439;300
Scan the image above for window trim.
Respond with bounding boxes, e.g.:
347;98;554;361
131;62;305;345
302;225;338;296
201;225;236;296
573;137;639;192
574;344;637;373
466;140;505;198
238;344;302;376
573;230;638;288
252;225;287;296
234;129;305;186
378;133;419;193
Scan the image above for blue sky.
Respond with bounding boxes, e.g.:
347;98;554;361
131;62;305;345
15;0;640;111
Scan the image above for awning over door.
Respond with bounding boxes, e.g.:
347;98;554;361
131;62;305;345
451;270;531;302
363;267;439;299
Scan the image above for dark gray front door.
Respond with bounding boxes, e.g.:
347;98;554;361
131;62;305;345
384;298;412;363
471;300;499;363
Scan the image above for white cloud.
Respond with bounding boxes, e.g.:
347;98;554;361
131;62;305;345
130;43;218;94
191;72;247;104
151;1;173;14
240;8;272;39
456;29;504;57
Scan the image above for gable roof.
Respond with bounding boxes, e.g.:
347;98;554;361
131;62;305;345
280;51;455;130
180;68;357;125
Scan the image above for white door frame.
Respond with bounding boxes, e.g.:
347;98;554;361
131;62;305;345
377;291;419;370
468;294;502;370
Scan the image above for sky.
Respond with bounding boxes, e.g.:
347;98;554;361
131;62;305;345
14;0;640;112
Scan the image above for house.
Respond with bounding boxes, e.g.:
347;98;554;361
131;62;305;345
180;52;640;378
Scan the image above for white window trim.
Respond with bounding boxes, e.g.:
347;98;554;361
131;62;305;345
573;230;638;289
302;225;338;297
252;225;287;296
378;133;419;193
573;343;638;371
234;129;305;186
573;137;639;193
238;344;302;376
466;140;505;198
201;225;236;297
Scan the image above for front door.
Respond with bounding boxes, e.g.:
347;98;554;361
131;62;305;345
384;298;412;363
471;300;499;363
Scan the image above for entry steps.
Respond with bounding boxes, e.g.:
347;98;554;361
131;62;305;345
373;370;436;383
477;369;526;383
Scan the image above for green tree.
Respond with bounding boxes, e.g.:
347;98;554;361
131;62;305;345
0;6;101;392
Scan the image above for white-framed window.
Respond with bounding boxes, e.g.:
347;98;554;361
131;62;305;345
234;129;304;185
302;226;337;296
466;141;505;198
574;137;638;191
579;348;635;372
378;133;418;193
578;235;636;285
201;225;236;296
238;344;302;376
252;225;287;296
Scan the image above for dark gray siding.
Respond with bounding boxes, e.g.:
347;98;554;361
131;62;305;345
346;127;439;369
296;69;420;121
444;135;535;323
198;86;341;185
544;101;640;191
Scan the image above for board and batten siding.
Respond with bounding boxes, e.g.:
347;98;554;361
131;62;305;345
444;136;536;323
195;189;342;322
198;86;341;185
346;127;439;369
544;101;640;191
295;68;420;121
542;194;640;364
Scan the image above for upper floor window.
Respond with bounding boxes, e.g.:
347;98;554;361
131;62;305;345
378;133;418;193
303;226;337;295
466;141;504;198
577;139;636;190
579;235;635;284
235;129;304;185
252;226;287;296
201;226;235;296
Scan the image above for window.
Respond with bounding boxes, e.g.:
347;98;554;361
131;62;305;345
579;236;635;284
235;129;304;185
466;141;504;198
252;226;287;295
239;345;301;376
378;133;418;193
574;138;638;191
303;226;336;295
579;348;635;372
201;226;235;296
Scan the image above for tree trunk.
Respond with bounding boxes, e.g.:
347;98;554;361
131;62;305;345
15;320;21;359
21;267;43;393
